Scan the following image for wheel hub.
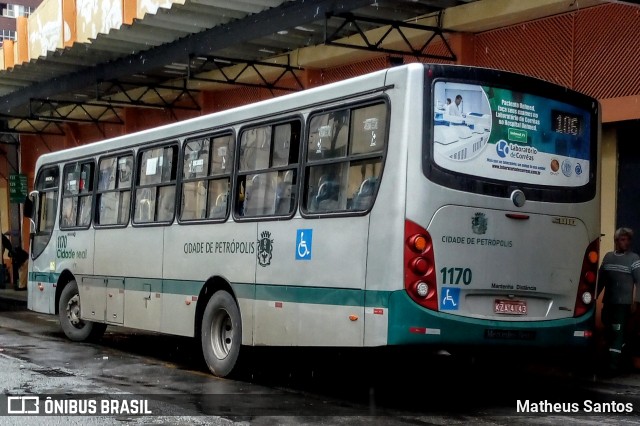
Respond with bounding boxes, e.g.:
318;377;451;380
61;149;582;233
210;308;233;360
66;294;83;328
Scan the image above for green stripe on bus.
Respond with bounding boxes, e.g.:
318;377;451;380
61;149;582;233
28;272;391;307
254;286;390;307
160;279;203;295
256;284;364;307
28;272;60;283
386;290;594;346
230;282;255;300
365;290;390;308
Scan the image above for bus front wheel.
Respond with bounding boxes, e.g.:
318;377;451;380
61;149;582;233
58;280;106;342
201;290;242;377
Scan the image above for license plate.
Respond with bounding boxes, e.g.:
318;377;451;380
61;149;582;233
494;299;527;315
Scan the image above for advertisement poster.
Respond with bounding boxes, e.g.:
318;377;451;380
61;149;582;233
432;81;591;187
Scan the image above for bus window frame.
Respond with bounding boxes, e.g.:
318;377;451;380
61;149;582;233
132;141;179;227
178;130;236;225
423;67;599;204
59;159;96;230
31;164;60;260
232;115;303;223
94;150;135;229
300;97;390;219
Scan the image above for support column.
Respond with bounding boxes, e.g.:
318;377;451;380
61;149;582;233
3;40;14;69
16;17;28;65
447;33;475;66
4;140;22;288
302;69;323;89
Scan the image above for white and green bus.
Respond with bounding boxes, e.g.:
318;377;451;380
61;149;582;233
26;63;600;377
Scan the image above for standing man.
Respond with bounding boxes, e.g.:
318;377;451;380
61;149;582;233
598;227;640;373
448;95;463;116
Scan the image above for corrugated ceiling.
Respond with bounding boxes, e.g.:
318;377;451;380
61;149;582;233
0;0;474;130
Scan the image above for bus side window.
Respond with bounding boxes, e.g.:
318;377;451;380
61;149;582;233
315;179;340;211
96;154;133;226
157;186;175;222
60;161;94;229
135;145;177;224
275;170;295;215
61;197;77;227
350;176;378;210
348;160;382;211
208;179;229;219
181;134;233;222
136;187;156;223
306;164;348;213
236;120;300;219
303;102;387;215
244;173;276;216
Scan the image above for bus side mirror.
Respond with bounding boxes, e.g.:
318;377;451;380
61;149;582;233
24;191;39;234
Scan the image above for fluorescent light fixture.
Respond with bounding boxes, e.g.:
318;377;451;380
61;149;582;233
165;63;188;70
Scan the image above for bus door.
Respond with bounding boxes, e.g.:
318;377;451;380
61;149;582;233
26;166;60;314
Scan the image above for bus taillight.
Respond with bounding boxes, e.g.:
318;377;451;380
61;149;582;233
574;238;599;317
405;220;438;310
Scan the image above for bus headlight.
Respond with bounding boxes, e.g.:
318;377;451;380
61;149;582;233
416;281;429;298
581;291;593;305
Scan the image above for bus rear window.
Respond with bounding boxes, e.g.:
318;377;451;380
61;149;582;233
431;81;591;188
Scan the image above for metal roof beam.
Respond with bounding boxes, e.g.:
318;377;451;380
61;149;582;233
189;55;304;92
0;116;65;136
324;12;458;61
0;0;375;115
97;81;201;111
29;99;124;125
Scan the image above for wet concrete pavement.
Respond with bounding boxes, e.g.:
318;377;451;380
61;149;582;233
2;299;640;424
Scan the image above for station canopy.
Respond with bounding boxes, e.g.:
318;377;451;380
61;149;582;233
0;0;476;135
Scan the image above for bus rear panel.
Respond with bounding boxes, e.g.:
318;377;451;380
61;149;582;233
391;65;599;348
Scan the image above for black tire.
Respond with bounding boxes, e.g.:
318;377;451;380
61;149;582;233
201;290;242;377
58;280;106;342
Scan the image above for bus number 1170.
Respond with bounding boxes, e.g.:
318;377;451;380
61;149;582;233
440;267;472;285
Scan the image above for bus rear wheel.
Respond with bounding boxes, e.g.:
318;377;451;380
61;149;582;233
201;290;242;377
58;280;106;342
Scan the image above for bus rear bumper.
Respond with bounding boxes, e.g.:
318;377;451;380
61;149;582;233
387;291;595;347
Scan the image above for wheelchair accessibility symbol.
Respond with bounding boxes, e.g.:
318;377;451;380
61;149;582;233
441;287;460;310
296;229;313;260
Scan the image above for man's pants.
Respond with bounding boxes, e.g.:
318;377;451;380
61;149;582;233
602;303;632;370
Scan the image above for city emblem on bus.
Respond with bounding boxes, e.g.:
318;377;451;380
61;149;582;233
258;231;274;267
471;212;487;235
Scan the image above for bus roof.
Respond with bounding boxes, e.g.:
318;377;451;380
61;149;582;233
34;63;427;169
